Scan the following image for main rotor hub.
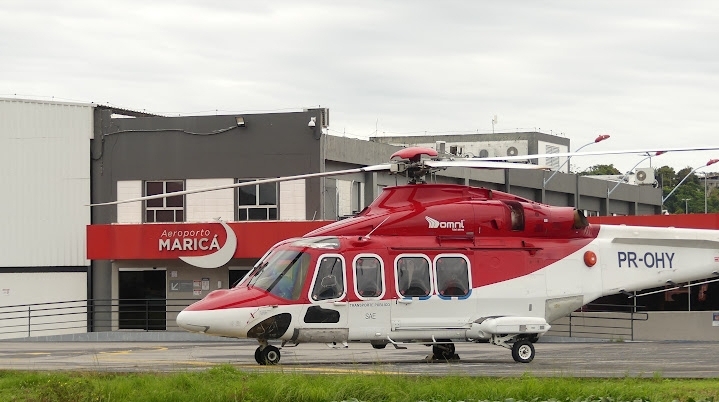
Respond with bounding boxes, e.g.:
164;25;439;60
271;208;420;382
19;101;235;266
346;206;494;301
389;147;441;183
390;147;438;163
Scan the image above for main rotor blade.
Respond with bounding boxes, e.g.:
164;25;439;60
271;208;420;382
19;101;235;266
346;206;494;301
89;164;391;206
425;160;550;170
469;145;719;162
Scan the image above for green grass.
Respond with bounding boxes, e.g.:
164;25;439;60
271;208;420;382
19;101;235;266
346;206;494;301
0;365;717;401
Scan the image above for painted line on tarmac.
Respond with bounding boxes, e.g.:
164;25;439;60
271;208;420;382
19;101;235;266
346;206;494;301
226;364;405;375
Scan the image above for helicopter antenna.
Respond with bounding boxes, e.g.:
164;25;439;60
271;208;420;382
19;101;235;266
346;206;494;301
363;216;391;240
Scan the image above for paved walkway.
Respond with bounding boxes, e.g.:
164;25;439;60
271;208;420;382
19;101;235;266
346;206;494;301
1;340;717;377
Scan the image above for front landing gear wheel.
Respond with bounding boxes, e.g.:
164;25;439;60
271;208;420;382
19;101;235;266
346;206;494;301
254;345;281;365
511;340;535;363
432;341;456;360
259;345;281;365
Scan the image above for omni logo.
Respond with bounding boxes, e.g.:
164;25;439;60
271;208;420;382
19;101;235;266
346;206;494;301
425;216;465;231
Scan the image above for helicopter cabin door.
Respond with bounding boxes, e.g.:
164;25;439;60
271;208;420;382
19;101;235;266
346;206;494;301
390;254;473;335
346;254;391;342
298;254;349;343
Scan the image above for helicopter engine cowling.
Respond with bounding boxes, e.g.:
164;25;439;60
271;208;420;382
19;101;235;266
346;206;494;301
523;205;588;236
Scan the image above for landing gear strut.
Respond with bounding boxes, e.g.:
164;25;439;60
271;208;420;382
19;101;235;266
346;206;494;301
254;343;281;365
431;339;458;360
490;334;537;363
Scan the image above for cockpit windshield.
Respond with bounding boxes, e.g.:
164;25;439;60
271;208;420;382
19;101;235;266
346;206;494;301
247;249;311;300
234;237;340;298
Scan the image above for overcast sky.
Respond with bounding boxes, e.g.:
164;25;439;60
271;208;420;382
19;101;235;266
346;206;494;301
2;1;719;173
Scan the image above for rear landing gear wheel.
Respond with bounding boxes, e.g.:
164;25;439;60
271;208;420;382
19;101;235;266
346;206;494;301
511;340;534;363
432;341;456;360
255;345;281;365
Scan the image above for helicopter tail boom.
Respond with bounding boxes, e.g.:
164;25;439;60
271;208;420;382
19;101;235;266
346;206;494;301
596;225;719;296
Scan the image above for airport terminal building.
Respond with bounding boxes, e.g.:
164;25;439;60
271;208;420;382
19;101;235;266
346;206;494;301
1;97;715;341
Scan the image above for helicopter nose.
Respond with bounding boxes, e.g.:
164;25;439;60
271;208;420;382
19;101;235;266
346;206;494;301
176;310;210;334
176;307;256;338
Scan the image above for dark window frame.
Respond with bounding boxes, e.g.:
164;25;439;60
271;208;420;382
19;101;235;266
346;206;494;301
144;180;185;223
237;179;279;221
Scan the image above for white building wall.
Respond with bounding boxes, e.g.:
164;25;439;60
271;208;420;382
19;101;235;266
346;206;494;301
412;140;530;159
361;184;366;207
280;179;306;220
186;178;235;222
337;180;352;217
117;180;142;223
0;272;87;339
117;178;305;222
0;98;92;267
537;140;570;173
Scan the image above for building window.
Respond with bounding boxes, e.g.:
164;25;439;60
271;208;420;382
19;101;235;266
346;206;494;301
238;180;278;221
145;181;184;222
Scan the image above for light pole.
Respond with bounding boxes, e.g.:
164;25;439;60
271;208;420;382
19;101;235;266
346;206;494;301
682;198;691;214
607;151;665;196
705;173;708;214
543;134;610;188
662;159;719;205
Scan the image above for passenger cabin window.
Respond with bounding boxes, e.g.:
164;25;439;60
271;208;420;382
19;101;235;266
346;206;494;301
435;256;470;297
354;256;383;298
311;256;345;301
396;256;431;297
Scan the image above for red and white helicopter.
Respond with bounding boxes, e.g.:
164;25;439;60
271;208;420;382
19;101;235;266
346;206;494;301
92;143;719;365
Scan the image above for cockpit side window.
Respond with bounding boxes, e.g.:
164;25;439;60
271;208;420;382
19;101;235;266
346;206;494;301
396;256;431;297
311;255;345;301
354;256;384;299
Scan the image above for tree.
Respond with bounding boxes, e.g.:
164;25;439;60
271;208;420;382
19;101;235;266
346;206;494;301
580;164;621;176
577;163;719;214
676;166;701;186
655;166;676;190
662;166;706;213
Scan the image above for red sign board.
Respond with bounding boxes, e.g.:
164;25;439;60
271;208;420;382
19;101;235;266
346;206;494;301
87;221;332;262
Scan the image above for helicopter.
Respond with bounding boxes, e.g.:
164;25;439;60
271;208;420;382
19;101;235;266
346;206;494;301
91;145;719;365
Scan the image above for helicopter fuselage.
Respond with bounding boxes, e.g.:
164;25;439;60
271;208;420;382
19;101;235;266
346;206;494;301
176;183;719;363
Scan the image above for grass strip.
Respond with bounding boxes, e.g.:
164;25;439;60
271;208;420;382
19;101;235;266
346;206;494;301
0;365;717;402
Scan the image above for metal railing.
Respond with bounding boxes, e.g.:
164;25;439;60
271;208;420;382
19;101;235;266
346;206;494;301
547;303;649;340
0;299;650;341
0;298;197;339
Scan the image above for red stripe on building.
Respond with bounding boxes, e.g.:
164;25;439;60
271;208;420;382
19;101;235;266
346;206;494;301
87;221;332;260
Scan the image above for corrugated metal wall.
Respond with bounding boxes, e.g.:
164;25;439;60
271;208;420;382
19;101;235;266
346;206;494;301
0;98;92;266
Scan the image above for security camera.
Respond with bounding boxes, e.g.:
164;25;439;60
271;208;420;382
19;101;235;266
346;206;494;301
308;117;316;128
